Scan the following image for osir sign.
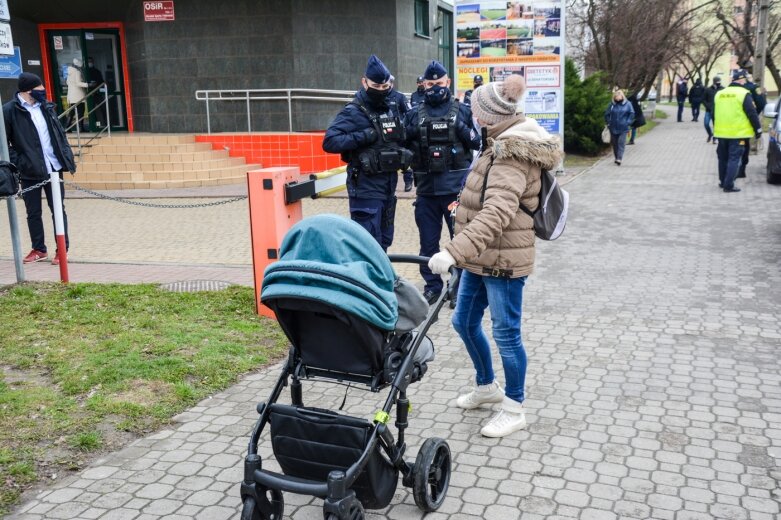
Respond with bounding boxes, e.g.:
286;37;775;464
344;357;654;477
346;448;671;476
143;1;175;22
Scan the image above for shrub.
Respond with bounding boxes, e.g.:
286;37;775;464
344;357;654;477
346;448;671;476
563;58;613;155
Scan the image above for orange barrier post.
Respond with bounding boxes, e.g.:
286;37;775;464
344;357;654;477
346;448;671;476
247;167;303;318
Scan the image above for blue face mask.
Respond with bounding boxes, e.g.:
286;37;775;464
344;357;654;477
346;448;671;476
30;90;47;104
425;85;450;106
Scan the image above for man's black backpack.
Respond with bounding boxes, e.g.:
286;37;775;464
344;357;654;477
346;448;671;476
0;161;19;198
480;164;569;241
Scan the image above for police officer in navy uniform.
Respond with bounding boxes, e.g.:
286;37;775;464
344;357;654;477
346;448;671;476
323;55;413;251
405;60;481;303
410;76;426;107
388;75;415;192
462;74;484;107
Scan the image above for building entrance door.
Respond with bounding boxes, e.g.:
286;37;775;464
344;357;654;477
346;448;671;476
43;27;129;132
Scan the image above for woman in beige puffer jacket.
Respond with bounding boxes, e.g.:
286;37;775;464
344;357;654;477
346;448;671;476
427;75;562;437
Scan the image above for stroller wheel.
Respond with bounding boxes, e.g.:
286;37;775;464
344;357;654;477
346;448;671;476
412;437;451;512
241;490;285;520
325;500;364;520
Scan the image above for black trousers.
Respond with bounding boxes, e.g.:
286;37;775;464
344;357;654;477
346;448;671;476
21;173;69;253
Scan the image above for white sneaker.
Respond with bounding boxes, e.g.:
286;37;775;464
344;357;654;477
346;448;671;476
456;381;504;410
480;397;527;437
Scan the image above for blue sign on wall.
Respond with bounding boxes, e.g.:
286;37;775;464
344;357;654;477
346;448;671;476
0;46;21;79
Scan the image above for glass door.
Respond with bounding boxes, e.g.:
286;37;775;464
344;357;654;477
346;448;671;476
45;28;127;131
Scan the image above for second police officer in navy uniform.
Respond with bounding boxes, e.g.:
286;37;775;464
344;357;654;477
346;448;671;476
405;60;481;303
323;55;413;251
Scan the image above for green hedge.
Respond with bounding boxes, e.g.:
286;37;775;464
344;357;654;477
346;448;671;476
563;58;613;155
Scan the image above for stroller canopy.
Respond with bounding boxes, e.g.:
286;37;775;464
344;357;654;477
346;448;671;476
262;214;399;330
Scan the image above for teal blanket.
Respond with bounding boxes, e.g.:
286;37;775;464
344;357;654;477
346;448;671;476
261;214;399;330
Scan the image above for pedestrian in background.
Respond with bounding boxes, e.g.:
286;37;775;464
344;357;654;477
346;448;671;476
703;77;723;143
604;89;635;165
713;69;761;193
627;92;645;145
3;72;77;265
676;77;688;123
323;55;413;250
462;74;484;107
689;78;705;122
404;60;480;304
66;58;89;132
427;74;562;438
410;76;426;107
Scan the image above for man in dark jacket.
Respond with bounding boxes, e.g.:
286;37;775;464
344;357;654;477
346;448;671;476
703;76;723;143
462;74;484;107
688;78;705;122
410;76;426;107
3;73;76;265
323;55;413;251
676;77;688;122
404;60;481;303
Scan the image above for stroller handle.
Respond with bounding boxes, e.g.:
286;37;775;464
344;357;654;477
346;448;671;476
387;254;460;304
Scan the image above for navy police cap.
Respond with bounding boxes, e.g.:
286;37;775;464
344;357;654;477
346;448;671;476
424;60;448;80
365;54;391;84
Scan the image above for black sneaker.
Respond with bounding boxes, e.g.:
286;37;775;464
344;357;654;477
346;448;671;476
404;181;413;192
723;187;741;193
423;289;441;305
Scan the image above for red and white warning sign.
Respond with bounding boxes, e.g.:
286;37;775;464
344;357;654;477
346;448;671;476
143;1;175;22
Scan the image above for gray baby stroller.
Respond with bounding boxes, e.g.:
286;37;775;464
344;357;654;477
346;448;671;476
239;214;458;519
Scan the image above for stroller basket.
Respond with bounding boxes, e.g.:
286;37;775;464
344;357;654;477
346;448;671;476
269;404;397;510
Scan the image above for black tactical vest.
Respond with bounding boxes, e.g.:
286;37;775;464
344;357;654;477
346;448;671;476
416;100;463;173
350;100;413;175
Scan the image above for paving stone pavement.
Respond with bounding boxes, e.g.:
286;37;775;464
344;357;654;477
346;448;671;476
5;109;781;519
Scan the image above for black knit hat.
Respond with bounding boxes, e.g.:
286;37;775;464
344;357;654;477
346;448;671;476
18;72;42;92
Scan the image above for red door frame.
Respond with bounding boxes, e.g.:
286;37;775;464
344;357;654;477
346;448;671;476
38;22;134;132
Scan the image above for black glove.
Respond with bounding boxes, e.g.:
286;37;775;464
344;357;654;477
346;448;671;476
361;128;378;145
755;129;763;139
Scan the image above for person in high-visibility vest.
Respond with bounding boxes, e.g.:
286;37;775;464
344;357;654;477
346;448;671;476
712;69;762;193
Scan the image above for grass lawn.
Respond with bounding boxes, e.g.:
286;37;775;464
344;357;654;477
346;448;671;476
0;282;288;515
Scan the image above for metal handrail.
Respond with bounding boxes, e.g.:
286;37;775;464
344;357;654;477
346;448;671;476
58;82;112;159
194;88;357;134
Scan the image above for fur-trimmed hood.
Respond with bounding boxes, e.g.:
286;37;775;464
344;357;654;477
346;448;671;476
488;116;563;171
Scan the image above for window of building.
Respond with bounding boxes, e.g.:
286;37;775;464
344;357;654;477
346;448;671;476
437;7;453;75
415;0;430;37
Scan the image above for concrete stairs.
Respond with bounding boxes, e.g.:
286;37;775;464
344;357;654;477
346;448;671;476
68;134;259;189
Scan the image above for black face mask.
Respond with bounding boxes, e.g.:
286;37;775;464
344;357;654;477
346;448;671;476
365;86;390;104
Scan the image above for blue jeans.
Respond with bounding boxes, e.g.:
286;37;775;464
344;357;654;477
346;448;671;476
716;138;746;189
703;111;713;138
451;270;527;403
610;131;626;160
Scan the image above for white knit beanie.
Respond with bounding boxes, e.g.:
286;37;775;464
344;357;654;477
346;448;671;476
470;75;526;125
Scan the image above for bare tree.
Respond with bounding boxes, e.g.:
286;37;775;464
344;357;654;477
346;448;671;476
679;26;731;85
713;0;781;89
569;0;718;99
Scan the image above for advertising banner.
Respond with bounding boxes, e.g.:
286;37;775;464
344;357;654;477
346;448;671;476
455;1;564;141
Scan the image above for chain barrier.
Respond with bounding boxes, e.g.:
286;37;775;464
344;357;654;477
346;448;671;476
62;180;248;209
1;178;52;201
3;178;248;208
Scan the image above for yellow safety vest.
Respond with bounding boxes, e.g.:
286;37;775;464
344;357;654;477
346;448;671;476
713;86;755;139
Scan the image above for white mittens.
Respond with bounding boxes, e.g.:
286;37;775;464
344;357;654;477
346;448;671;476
428;251;456;275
